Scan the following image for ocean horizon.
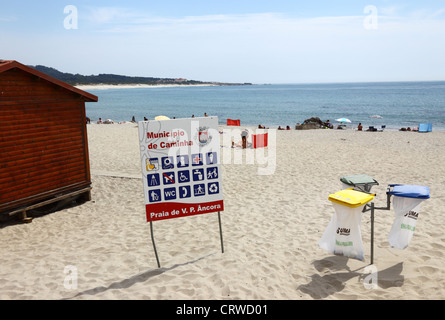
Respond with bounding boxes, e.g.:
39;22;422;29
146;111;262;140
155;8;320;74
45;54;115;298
85;81;445;131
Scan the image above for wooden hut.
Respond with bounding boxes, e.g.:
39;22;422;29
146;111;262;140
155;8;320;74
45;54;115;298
0;60;98;221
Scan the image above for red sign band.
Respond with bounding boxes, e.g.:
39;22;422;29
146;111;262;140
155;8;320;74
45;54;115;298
146;200;224;222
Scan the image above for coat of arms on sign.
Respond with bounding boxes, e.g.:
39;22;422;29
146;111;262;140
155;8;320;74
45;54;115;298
195;126;212;146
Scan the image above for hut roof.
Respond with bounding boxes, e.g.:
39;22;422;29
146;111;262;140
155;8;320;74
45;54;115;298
0;60;98;102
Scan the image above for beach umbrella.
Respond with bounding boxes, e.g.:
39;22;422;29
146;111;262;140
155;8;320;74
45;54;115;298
335;118;352;123
155;115;170;121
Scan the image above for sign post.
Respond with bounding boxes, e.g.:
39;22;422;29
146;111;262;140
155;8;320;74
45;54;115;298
138;117;224;267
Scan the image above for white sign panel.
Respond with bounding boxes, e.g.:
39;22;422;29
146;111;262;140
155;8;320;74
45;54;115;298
138;117;224;222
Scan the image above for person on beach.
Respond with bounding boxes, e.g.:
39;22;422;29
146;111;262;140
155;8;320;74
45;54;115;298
97;118;102;124
241;129;249;149
358;123;363;131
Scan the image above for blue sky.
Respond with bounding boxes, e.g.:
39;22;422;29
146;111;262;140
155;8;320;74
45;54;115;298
1;0;445;83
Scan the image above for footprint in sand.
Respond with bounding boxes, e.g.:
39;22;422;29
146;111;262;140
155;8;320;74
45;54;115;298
417;265;440;276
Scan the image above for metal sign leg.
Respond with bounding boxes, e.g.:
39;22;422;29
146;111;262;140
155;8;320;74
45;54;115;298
370;202;375;265
218;211;224;253
150;221;161;268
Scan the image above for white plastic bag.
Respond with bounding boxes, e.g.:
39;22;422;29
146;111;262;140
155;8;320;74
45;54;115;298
388;196;423;249
319;203;365;261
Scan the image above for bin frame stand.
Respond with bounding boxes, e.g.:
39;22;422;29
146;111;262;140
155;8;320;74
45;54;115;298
362;189;393;264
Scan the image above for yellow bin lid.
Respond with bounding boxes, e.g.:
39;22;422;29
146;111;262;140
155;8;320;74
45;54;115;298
329;189;375;208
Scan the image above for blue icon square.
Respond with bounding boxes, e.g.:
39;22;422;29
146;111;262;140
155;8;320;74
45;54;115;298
206;152;218;165
206;167;218;180
194;184;206;196
147;173;160;187
179;185;192;199
192;168;205;181
161;156;174;169
191;153;203;166
177;155;189;168
162;172;176;185
148;189;162;203
164;187;177;201
178;170;190;183
208;182;220;195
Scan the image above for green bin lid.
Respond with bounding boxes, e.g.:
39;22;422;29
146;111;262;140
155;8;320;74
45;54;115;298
340;174;379;186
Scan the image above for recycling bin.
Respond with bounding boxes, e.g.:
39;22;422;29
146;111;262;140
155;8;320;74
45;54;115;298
319;189;375;261
387;184;430;249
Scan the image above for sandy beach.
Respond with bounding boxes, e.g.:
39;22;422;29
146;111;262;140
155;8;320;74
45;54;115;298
1;123;445;300
75;84;218;90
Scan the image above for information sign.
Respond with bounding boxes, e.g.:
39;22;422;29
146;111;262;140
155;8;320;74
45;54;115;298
138;117;224;222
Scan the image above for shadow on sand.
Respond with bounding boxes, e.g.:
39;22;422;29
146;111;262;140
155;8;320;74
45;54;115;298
65;253;214;300
297;256;404;299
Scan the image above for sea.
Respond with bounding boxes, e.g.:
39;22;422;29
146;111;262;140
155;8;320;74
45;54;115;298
85;81;445;131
